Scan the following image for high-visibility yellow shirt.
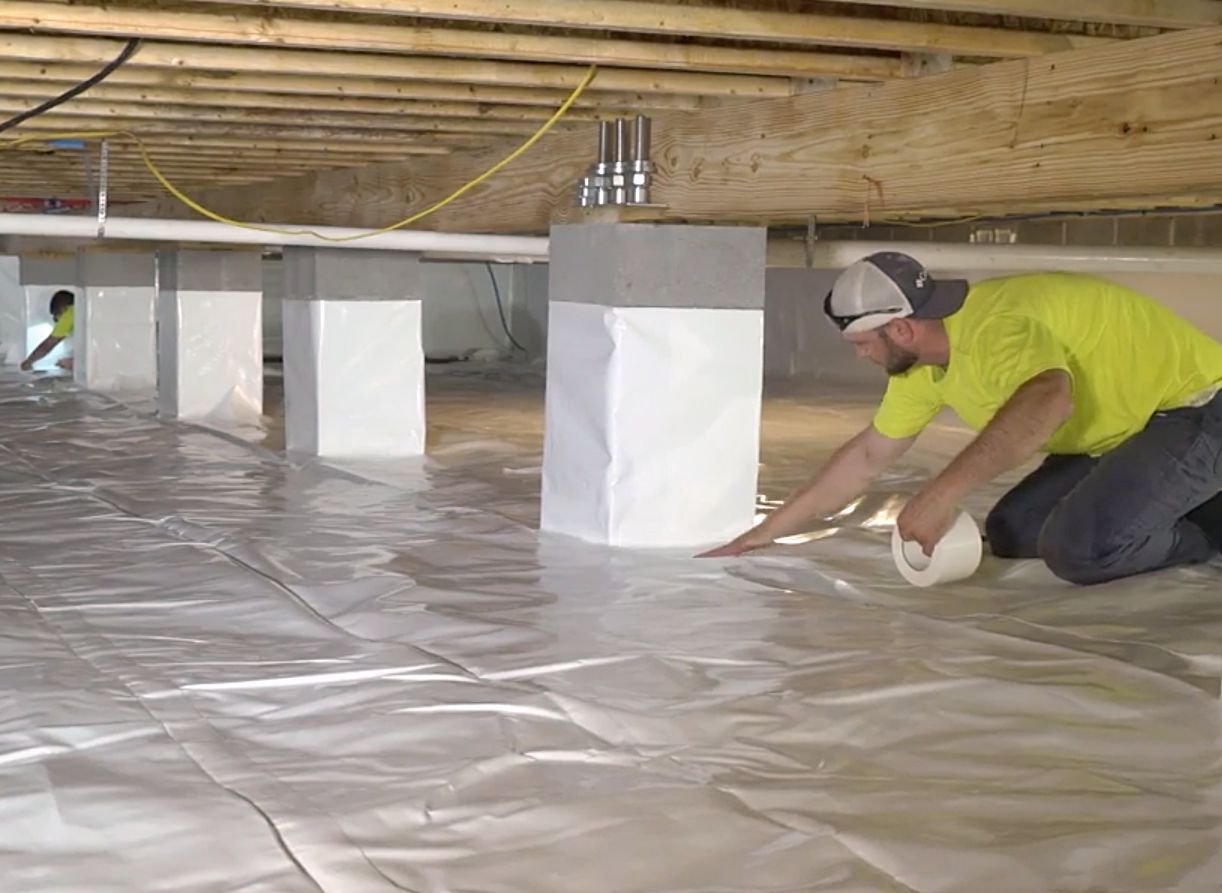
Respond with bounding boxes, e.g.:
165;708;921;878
50;306;74;339
873;273;1222;456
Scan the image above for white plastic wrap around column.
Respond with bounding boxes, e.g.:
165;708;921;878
541;302;764;548
0;256;22;365
75;285;156;392
283;300;425;458
158;290;263;422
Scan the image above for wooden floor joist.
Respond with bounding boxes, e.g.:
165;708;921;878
0;1;902;80
0;33;791;97
818;0;1222;30
2;103;552;136
0;60;705;111
184;0;1109;58
127;26;1222;231
0;86;625;124
0;0;1205;214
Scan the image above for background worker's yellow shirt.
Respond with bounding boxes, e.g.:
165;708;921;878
873;273;1222;456
50;306;74;339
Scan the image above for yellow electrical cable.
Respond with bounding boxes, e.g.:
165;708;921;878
0;65;598;241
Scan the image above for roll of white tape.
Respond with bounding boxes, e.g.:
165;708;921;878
891;510;983;587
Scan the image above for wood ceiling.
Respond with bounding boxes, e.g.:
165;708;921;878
1;0;1218;206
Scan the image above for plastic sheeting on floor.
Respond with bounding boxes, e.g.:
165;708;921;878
1;367;1221;893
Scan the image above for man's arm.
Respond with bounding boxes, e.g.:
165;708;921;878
20;335;63;372
701;425;916;557
897;369;1074;552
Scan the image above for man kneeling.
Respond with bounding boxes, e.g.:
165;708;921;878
20;290;75;373
706;253;1222;585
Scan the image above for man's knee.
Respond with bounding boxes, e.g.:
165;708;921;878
984;501;1035;559
1037;513;1113;585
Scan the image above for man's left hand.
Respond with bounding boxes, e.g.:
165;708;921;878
896;484;959;557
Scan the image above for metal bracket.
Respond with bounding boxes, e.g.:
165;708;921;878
96;140;110;238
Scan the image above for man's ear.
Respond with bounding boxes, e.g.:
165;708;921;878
886;318;917;345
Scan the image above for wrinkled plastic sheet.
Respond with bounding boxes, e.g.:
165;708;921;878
1;367;1221;893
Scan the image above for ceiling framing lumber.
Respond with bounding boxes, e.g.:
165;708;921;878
0;1;1202;207
0;60;704;110
128;26;1222;232
0;1;901;81
182;0;1109;58
0;33;791;98
0;82;648;121
815;0;1222;30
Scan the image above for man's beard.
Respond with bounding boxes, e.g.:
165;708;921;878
880;331;918;376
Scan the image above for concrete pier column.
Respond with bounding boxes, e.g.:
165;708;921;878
74;250;157;392
157;248;264;422
541;224;766;548
281;247;425;458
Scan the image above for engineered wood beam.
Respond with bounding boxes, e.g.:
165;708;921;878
189;0;1107;58
0;1;901;80
127;26;1222;231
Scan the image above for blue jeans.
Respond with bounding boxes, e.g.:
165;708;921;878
984;393;1222;585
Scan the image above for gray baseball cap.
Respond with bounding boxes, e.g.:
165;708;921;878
824;252;969;334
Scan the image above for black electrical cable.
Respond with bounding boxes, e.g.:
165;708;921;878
0;38;142;135
486;263;527;353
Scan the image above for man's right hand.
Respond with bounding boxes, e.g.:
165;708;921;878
698;529;772;558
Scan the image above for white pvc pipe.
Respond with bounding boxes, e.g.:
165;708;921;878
6;214;1221;273
0;213;549;262
775;240;1222;274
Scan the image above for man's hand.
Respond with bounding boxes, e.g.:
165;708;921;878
56;357;73;371
698;528;773;558
896;484;959;557
19;359;33;372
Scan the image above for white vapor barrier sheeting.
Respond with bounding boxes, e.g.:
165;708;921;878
158;289;263;422
75;286;156;392
1;368;1222;893
0;256;22;365
542;302;764;548
282;299;425;457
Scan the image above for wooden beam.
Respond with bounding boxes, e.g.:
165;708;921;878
184;0;1108;58
814;0;1222;30
0;1;901;80
0;102;552;135
0;82;625;122
3;155;368;173
0;33;789;98
19;146;434;166
8;134;452;156
0;59;703;110
127;26;1222;231
8;119;506;145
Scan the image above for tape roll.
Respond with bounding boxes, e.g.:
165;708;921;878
891;510;983;587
